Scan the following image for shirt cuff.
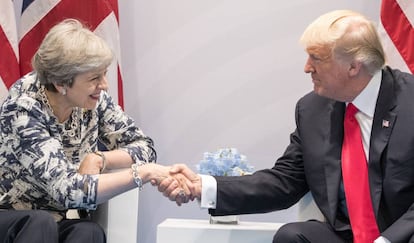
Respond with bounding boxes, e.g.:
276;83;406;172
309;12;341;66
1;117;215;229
199;174;217;209
374;236;391;243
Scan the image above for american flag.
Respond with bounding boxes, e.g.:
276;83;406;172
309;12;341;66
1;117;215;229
379;0;414;74
0;0;124;107
0;0;19;101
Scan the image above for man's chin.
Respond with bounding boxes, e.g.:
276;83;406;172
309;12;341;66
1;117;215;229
313;86;323;96
313;88;331;99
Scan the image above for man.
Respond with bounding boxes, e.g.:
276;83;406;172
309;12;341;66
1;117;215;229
161;10;414;243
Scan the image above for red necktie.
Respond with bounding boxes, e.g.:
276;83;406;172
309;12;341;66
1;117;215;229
341;103;380;243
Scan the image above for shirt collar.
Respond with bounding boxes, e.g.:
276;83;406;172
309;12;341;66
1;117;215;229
351;71;382;118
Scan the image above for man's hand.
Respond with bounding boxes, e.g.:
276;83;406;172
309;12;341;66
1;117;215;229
158;164;202;205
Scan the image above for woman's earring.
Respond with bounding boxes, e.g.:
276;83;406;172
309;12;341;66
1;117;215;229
61;88;67;96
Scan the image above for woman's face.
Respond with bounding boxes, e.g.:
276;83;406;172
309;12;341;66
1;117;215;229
66;68;108;110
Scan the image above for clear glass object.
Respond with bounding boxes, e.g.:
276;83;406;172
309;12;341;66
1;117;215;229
209;215;239;225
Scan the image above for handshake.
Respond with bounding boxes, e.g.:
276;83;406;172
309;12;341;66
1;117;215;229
150;164;202;206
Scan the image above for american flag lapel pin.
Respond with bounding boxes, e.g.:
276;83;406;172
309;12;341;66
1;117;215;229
382;119;390;128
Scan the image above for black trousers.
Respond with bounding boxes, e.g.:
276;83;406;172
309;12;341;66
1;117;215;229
273;220;414;243
273;220;352;243
0;210;106;243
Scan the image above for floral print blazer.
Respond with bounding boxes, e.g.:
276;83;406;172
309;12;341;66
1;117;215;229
0;72;156;215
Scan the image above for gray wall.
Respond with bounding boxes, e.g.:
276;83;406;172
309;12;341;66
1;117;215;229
117;1;380;243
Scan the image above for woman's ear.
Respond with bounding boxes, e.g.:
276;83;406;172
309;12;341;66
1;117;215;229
53;82;67;95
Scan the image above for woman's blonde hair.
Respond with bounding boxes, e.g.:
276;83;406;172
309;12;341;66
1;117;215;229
300;10;385;75
32;18;114;91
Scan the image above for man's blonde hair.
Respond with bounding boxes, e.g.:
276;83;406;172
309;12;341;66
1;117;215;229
300;10;385;75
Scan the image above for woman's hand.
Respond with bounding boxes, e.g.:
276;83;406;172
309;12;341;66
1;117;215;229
78;152;104;175
158;164;202;204
145;163;193;206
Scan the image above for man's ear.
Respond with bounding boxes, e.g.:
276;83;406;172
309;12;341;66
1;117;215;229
348;60;362;77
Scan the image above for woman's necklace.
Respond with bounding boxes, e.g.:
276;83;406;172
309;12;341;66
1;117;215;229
38;86;79;138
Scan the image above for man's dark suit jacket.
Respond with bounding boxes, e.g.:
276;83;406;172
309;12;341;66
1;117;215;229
209;66;414;243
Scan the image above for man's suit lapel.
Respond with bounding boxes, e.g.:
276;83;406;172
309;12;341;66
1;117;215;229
369;68;397;217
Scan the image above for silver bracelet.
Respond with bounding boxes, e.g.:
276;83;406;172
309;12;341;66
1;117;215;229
94;151;106;173
131;163;143;190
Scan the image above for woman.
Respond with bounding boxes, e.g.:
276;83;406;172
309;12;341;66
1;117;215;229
0;19;186;243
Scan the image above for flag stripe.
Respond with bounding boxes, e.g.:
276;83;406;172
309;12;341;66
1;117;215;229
93;13;123;106
397;0;414;26
0;77;10;100
117;66;124;108
381;0;414;73
107;0;119;22
0;0;20;96
0;2;19;56
0;26;20;88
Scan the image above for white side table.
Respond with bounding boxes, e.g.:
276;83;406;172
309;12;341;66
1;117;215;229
157;218;284;243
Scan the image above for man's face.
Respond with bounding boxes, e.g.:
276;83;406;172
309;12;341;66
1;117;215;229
303;46;353;102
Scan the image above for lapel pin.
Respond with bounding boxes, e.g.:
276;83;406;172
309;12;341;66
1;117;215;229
382;119;390;128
